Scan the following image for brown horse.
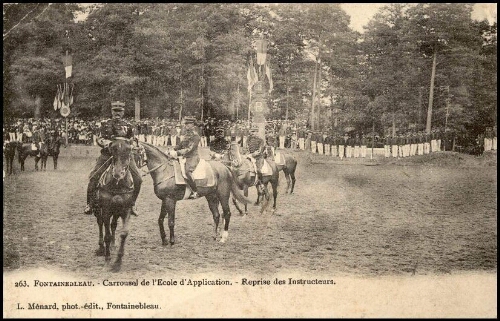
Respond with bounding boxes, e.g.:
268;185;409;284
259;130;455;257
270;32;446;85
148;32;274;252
264;146;297;194
225;143;280;215
17;141;49;171
92;137;135;271
139;141;253;245
46;135;63;170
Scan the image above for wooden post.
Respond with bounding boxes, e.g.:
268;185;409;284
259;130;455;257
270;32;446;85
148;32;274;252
426;49;437;134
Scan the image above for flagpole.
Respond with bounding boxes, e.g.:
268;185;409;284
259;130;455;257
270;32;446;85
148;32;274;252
65;49;69;147
248;91;251;127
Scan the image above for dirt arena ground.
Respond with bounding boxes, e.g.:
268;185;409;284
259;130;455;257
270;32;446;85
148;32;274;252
3;147;497;280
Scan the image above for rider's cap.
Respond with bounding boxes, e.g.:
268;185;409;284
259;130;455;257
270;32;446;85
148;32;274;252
111;101;125;111
184;116;196;124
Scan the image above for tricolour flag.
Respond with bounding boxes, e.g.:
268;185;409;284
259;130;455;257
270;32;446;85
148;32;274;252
247;57;258;93
265;61;273;93
255;39;267;66
63;54;72;78
53;86;59;110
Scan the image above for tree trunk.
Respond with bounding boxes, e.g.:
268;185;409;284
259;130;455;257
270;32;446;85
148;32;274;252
426;49;437;134
34;95;42;119
135;95;140;121
311;60;318;130
392;112;396;136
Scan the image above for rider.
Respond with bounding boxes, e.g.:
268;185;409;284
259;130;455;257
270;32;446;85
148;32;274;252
209;126;229;159
84;101;142;216
245;126;266;180
169;116;201;199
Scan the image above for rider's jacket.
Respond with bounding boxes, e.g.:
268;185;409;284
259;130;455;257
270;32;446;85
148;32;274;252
174;128;200;171
99;118;134;141
247;134;265;158
210;137;229;154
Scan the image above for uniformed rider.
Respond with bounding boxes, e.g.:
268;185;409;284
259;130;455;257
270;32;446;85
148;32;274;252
245;126;266;180
168;116;201;199
84;101;142;216
209;126;230;159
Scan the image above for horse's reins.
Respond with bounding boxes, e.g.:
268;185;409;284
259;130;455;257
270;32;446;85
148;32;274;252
88;156;113;181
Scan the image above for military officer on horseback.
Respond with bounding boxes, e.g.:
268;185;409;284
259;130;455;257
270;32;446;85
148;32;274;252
245;126;266;180
84;101;142;216
209;126;230;159
168;116;201;199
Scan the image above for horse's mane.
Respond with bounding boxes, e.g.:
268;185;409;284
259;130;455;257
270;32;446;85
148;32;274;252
139;141;171;163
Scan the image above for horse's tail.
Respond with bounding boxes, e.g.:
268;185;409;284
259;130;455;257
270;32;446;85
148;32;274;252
228;170;253;205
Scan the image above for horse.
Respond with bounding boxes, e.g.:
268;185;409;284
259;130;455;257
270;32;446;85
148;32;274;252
225;142;280;215
264;146;297;194
139;141;254;245
4;141;18;175
46;135;63;170
17;140;49;171
91;137;136;271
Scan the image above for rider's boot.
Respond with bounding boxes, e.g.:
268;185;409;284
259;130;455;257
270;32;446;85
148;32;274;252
84;204;92;215
186;173;200;199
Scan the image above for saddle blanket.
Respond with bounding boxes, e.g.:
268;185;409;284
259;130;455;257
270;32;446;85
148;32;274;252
174;158;215;187
274;151;286;166
261;159;273;176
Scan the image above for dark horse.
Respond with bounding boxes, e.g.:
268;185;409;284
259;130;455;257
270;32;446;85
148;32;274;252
92;137;135;271
139;141;253;245
17;141;49;171
4;141;18;175
225;143;280;215
46;135;63;170
264;146;297;194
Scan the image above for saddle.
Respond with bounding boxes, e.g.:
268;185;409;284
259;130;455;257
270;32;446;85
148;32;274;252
97;163;134;193
173;158;215;187
269;150;286;166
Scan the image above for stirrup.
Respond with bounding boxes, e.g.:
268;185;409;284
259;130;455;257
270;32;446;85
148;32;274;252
131;206;139;217
189;191;200;199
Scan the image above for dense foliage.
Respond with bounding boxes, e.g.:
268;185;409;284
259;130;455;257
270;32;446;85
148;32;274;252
3;3;496;135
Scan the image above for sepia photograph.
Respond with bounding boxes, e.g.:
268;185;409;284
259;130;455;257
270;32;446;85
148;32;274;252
3;3;497;318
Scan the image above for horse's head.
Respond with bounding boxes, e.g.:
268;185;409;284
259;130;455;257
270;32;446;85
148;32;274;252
228;142;242;167
108;138;133;181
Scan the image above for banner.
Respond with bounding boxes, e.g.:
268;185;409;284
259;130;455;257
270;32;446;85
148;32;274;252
255;39;267;66
247;58;258;93
63;54;72;78
265;61;273;93
53;86;59;110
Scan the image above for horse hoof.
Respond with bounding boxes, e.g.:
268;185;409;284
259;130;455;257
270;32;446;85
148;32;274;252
105;256;111;262
111;262;122;272
95;248;105;256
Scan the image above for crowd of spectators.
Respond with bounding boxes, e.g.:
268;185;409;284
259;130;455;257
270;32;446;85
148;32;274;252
3;116;496;157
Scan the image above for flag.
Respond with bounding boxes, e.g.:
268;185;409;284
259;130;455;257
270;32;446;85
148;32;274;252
255;39;267;66
53;86;59;110
69;84;74;106
247;58;258;93
64;83;70;106
63;54;72;78
265;61;273;93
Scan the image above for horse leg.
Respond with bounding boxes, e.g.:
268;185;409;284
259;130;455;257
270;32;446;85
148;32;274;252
95;208;105;256
206;194;221;241
244;185;249;215
271;178;279;214
103;210;112;262
218;192;232;243
255;184;261;206
232;196;244;216
260;181;271;214
112;210;131;272
290;170;296;194
35;156;39;171
283;168;291;194
111;214;118;250
53;155;58;170
159;198;176;246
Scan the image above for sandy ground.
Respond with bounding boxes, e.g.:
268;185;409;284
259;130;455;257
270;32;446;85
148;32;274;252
3;148;497;317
